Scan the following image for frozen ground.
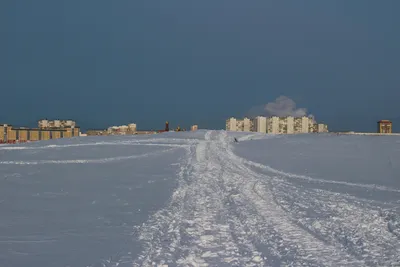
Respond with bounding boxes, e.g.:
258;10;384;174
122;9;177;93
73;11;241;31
0;130;399;266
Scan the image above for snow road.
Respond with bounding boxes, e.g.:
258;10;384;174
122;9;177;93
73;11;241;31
1;131;400;266
132;131;400;266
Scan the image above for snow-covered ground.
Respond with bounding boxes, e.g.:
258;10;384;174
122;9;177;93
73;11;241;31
0;130;399;266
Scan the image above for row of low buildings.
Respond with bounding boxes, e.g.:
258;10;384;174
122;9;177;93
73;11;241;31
226;116;328;134
0;124;80;144
86;122;199;136
87;123;149;136
1;118;201;142
0;119;81;143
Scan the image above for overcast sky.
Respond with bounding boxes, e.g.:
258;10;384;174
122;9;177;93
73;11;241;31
1;1;399;131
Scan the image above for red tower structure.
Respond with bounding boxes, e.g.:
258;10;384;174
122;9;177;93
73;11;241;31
165;121;169;131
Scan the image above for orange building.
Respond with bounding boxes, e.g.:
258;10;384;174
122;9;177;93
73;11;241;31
73;127;79;137
18;129;28;142
29;130;40;141
0;123;80;142
63;130;72;138
0;125;4;142
52;131;61;139
41;131;50;140
377;120;392;134
7;128;17;142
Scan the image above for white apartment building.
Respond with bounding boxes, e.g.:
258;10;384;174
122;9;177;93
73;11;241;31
107;123;137;134
38;119;77;129
226;117;252;132
243;117;252;132
278;116;295;134
309;123;317;133
65;120;75;127
128;123;137;132
294;116;310;133
267;116;280;134
252;116;267;133
53;120;61;128
226;117;237;131
317;123;328;133
227;116;328;134
38;119;49;128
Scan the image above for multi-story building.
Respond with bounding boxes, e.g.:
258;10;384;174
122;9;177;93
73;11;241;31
226;116;328;134
267;116;280;134
377;120;392;133
38;119;49;128
38;119;76;129
294;116;309;133
191;125;198;131
317;123;328;133
107;123;138;135
226;117;237;131
226;117;252;132
278;116;295;134
252;116;267;133
0;123;80;144
243;117;252;132
128;123;137;132
309;123;317;133
237;120;244;131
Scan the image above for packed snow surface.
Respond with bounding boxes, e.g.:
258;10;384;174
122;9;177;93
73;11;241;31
1;130;400;266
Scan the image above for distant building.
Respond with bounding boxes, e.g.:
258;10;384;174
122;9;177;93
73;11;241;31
106;123;137;135
377;120;392;133
309;123;317;133
191;125;198;131
294;116;309;133
317;123;328;133
226;118;237;131
278;116;294;134
252;116;267;133
38;119;49;128
128;123;137;132
267;116;280;134
226;116;328;134
1;123;80;144
38;119;76;129
243;117;252;132
225;117;252;132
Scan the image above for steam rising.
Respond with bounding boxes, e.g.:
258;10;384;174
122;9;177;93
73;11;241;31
247;96;315;122
264;96;307;117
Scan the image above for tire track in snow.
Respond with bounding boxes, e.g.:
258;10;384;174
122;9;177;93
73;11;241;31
134;133;261;266
240;158;400;193
257;176;400;265
230;136;400;265
0;148;178;165
219;132;363;266
0;142;190;151
133;131;366;266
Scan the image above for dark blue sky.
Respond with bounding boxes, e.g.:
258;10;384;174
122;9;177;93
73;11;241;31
1;1;399;131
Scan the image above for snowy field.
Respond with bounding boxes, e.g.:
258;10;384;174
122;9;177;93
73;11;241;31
0;130;399;266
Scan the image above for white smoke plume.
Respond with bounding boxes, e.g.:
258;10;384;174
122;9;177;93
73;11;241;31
247;96;315;122
264;96;307;117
